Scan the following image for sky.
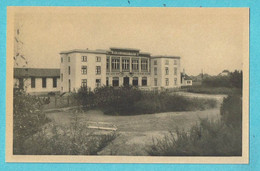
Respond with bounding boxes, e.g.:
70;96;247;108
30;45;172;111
12;7;248;75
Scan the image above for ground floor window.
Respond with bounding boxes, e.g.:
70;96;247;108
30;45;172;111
142;77;147;86
132;77;138;86
112;77;119;87
106;77;109;86
174;78;177;85
42;77;46;88
81;79;87;87
165;78;169;86
31;77;35;88
53;77;57;88
154;78;157;86
18;78;24;89
96;79;101;87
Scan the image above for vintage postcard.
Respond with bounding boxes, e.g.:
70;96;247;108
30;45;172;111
6;7;249;163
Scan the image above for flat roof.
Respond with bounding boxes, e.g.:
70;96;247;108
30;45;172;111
14;68;60;78
151;55;181;59
110;47;140;52
60;49;107;55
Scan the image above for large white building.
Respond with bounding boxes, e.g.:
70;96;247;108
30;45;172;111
60;47;181;92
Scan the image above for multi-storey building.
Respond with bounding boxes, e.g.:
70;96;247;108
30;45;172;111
60;47;181;92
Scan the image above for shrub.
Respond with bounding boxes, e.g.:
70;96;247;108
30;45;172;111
13;89;50;154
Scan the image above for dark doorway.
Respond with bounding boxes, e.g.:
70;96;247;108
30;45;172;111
112;77;119;87
69;79;71;92
123;77;129;86
18;78;24;89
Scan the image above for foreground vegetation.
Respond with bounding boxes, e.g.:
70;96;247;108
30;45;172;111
147;94;242;156
75;86;217;116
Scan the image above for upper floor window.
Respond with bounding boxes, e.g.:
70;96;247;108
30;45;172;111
141;59;148;71
81;66;87;75
112;58;120;70
174;60;177;65
154;60;157;65
154;67;157;75
132;59;139;71
61;73;63;82
61;57;63;63
165;67;169;75
82;56;87;62
106;57;110;70
68;56;70;62
96;56;101;62
96;79;101;87
42;78;46;88
122;59;130;70
96;66;101;75
68;66;70;75
165;60;169;65
81;79;87;87
165;78;169;86
31;77;35;88
174;67;177;75
53;78;57;88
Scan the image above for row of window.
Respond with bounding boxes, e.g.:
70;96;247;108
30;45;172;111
153;59;178;65
153;67;178;75
61;56;102;63
153;78;177;86
106;58;148;71
30;77;57;88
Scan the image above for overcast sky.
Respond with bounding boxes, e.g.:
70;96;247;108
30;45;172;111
13;7;248;75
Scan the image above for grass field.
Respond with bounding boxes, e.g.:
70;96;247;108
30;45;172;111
46;92;225;156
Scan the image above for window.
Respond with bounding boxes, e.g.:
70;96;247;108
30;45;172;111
68;66;70;75
154;60;157;65
132;59;139;71
106;57;110;71
165;78;169;86
141;59;148;71
61;87;63;91
174;67;177;75
96;66;101;75
68;56;70;62
96;56;101;62
174;78;177;85
81;66;87;75
106;77;109;86
81;56;87;62
165;60;169;65
154;67;157;75
112;58;120;70
18;78;24;89
61;57;63;63
132;77;138;86
165;67;169;75
96;79;101;87
81;79;87;87
154;78;157;86
142;77;147;86
42;78;46;88
122;59;130;70
174;60;177;65
31;77;35;88
61;73;63;82
187;80;191;84
53;78;57;88
112;77;119;87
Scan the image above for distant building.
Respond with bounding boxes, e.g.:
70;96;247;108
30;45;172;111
181;73;193;86
14;68;60;95
60;47;181;92
219;70;230;76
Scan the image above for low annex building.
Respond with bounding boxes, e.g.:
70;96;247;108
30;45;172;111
14;68;60;95
60;47;181;92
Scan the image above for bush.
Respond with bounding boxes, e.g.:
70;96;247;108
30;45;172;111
147;94;242;156
186;86;241;95
13;89;50;154
22;112;117;155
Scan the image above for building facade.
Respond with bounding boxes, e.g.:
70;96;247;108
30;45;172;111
60;47;181;92
14;68;60;95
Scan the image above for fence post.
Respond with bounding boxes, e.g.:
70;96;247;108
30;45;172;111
55;96;57;107
67;96;69;106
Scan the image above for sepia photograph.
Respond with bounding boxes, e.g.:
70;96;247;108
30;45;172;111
6;7;249;163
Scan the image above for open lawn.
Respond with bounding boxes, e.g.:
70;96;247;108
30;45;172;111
45;93;226;156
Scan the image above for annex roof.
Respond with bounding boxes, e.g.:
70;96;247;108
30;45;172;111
60;49;107;55
14;68;60;78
